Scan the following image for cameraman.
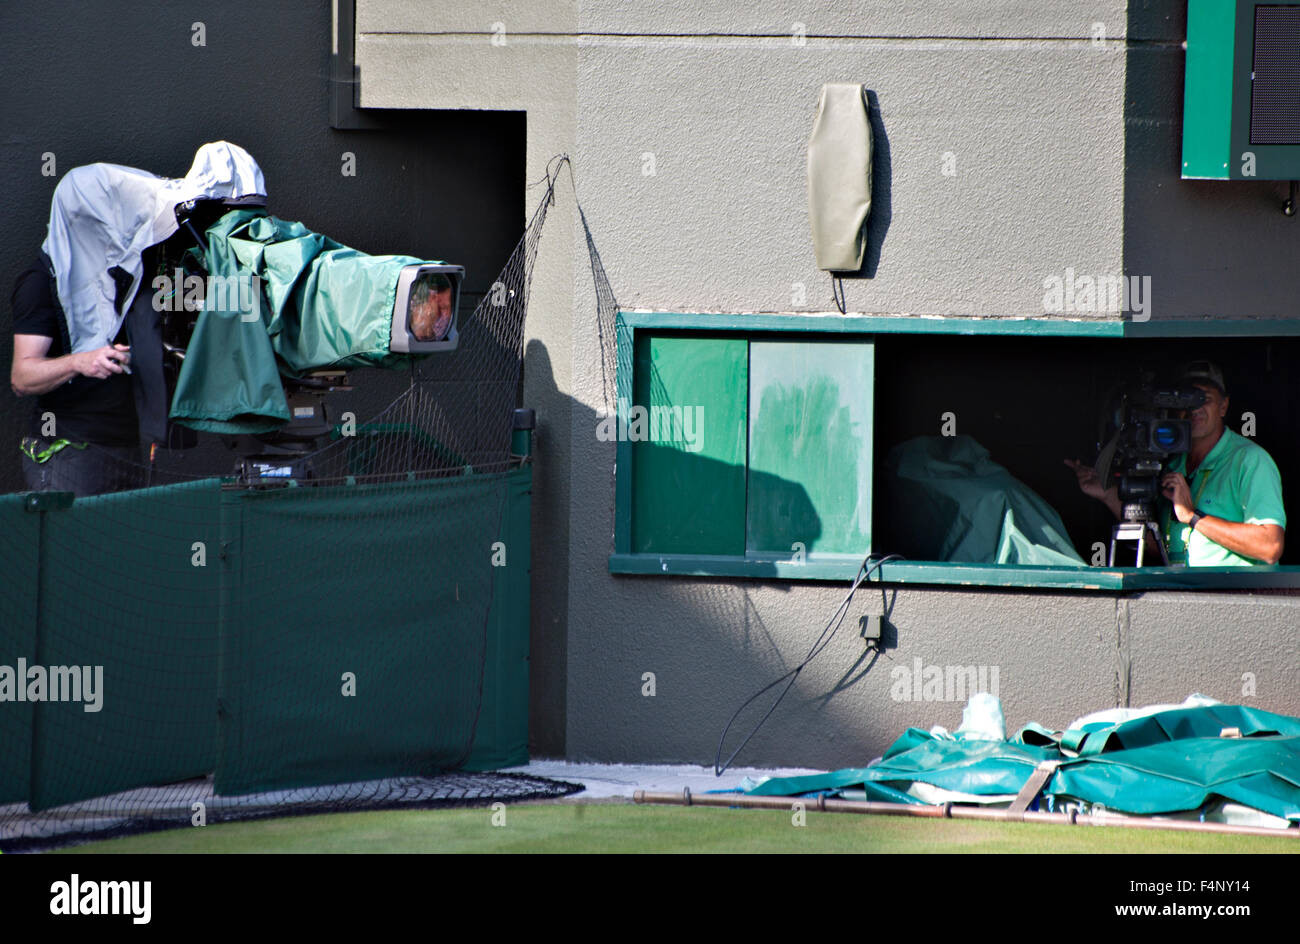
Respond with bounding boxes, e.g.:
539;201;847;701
1066;362;1285;566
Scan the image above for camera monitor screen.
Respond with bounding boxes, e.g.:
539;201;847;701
390;264;463;353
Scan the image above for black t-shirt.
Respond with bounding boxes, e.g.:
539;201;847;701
11;257;138;446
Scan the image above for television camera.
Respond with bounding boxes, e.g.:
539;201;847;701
1097;372;1206;565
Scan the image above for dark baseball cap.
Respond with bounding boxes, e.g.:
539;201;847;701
1180;360;1227;396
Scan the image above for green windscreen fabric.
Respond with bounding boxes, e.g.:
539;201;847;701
463;466;531;771
215;471;515;796
170;208;427;434
28;479;225;811
0;494;42;803
881;435;1085;566
6;468;531;809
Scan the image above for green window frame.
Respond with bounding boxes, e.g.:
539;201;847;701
609;311;1300;589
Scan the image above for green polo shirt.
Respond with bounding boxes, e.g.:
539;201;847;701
1161;428;1286;566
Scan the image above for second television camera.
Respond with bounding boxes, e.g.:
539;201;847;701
1101;373;1206;565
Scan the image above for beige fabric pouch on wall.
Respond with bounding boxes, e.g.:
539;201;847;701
807;83;873;272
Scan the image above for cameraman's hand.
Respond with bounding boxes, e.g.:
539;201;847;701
1065;458;1123;520
1065;458;1109;501
76;344;130;379
1161;472;1194;524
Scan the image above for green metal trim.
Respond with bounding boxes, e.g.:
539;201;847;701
609;312;1300;590
608;554;1300;590
609;552;885;582
1109;565;1300;589
872;562;1124;590
618;310;1300;339
617;310;1127;336
613;318;635;554
1124;317;1300;337
873;561;1300;590
1182;0;1237;180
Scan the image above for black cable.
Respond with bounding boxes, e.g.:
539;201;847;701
832;276;847;314
714;552;903;776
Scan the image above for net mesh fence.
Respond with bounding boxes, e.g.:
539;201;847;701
0;773;583;853
1;158;592;851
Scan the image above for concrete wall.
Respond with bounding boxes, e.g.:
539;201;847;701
360;1;1300;768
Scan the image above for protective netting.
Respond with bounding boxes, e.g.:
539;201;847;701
0;772;583;853
579;196;621;418
1;158;575;848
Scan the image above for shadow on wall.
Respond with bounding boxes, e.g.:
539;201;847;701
861;90;893;280
524;336;904;769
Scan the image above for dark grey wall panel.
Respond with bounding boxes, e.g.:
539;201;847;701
0;0;523;490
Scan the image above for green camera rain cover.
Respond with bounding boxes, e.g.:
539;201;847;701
170;209;427;434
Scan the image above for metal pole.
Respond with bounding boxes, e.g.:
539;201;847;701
632;789;1299;839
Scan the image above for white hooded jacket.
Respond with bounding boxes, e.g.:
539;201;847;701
40;141;265;353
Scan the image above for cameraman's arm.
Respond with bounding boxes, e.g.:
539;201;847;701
1065;459;1123;519
11;334;130;396
1191;518;1284;565
1161;471;1285;565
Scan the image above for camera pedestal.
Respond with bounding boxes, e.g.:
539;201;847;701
1109;520;1170;567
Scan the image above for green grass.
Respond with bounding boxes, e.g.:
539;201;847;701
52;801;1300;854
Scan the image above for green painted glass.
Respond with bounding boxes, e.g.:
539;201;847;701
746;340;873;557
631;335;748;554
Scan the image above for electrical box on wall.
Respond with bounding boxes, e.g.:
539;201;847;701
1183;0;1300;180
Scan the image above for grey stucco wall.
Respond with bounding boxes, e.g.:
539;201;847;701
359;1;1300;768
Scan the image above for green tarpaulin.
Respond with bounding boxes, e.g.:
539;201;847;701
742;704;1300;823
882;435;1085;566
169;209;428;434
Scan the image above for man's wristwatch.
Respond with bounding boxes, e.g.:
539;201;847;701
1188;509;1207;532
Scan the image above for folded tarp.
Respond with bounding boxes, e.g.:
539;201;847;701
740;703;1300;823
169;209;427;434
881;435;1085;566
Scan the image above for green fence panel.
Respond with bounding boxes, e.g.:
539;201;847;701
7;467;530;809
0;494;43;803
464;465;531;770
28;479;225;811
214;471;515;795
